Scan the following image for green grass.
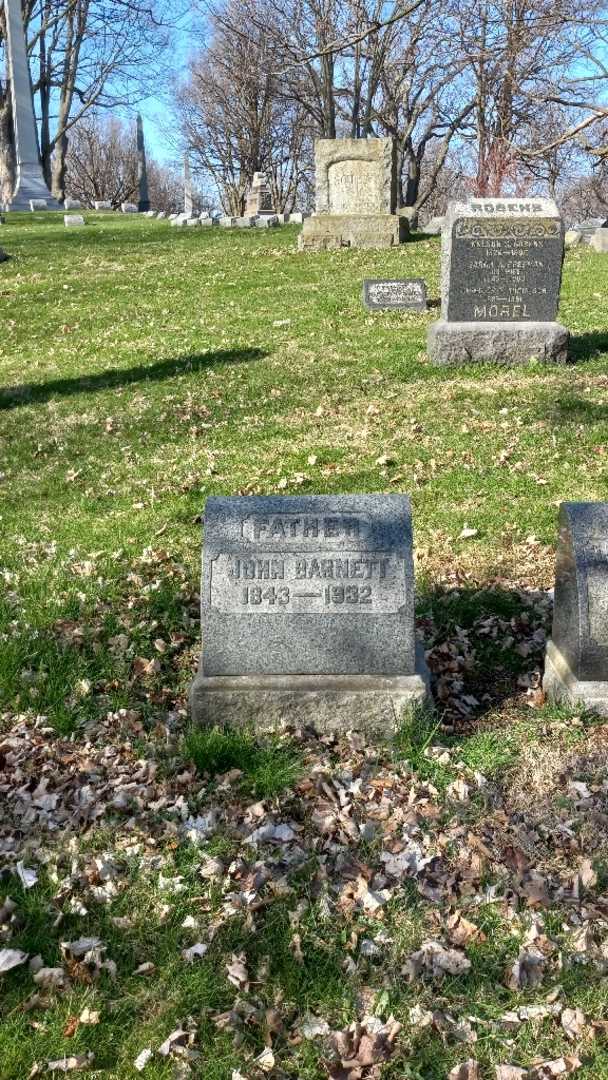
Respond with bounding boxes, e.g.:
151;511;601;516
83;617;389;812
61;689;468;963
2;212;608;1077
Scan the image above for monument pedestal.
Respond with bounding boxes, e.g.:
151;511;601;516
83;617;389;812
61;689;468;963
190;645;431;735
299;213;406;251
10;167;60;210
427;320;569;366
543;638;608;716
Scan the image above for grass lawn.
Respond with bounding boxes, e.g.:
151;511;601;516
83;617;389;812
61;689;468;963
2;212;608;1078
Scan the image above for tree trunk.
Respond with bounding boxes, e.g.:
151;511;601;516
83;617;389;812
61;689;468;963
0;96;15;206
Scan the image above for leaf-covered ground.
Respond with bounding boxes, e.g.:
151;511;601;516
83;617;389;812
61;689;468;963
2;213;608;1078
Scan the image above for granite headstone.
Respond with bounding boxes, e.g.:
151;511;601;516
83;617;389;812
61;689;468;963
64;214;85;227
363;278;427;311
544;502;608;715
427;197;569;365
299;138;406;251
190;494;430;732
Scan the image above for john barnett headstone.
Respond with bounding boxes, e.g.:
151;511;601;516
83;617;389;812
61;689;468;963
299;138;406;251
427;197;569;365
544;502;608;715
190;495;430;733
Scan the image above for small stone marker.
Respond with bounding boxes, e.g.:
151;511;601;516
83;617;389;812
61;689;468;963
94;201;112;210
235;216;256;227
590;229;608;253
363;278;427;311
190;494;430;733
121;202;138;213
423;215;444;235
64;198;82;210
256;215;279;228
427;197;569;365
219;216;236;227
299;138;406;251
29;199;48;211
64;214;85;227
156;211;167;219
544;502;608;715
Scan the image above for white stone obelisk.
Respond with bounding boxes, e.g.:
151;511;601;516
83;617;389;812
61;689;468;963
5;0;59;209
184;153;193;216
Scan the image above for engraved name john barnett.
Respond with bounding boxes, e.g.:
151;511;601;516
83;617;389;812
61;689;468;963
209;552;407;613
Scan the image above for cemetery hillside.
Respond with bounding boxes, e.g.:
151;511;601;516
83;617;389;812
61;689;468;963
3;209;608;1079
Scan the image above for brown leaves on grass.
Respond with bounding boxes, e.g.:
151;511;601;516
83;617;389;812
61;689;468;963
328;1015;401;1079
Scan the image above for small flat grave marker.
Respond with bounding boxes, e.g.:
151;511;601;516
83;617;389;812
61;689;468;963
190;494;430;733
363;278;427;311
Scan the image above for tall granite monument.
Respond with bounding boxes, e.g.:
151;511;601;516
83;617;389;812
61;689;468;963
427;197;569;365
5;0;59;209
299;138;406;251
544;502;608;715
190;495;430;733
136;114;150;213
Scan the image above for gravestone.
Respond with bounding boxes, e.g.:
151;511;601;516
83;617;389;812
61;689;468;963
544;502;608;715
29;199;47;211
363;278;427;311
256;215;279;228
94;201;112;210
235;216;256;227
219;217;236;227
189;494;430;733
200;217;214;227
64;214;85;227
245;172;275;216
423;215;444;235
427;197;569;365
590;230;608;253
64;198;82;210
121;202;138;213
299;138;406;251
157;211;167;219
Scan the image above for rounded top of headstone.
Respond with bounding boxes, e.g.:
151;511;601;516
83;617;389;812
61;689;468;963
447;197;561;222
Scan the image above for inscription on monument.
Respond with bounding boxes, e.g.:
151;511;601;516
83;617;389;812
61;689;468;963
327;160;382;215
446;201;564;322
200;494;416;677
363;278;427;311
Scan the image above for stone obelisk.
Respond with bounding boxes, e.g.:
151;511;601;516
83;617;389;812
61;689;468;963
184;154;193;216
5;0;59;209
136;114;150;213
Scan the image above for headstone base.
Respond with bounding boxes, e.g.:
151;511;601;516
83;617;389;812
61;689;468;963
190;646;431;735
299;214;406;251
427;320;569;366
543;638;608;716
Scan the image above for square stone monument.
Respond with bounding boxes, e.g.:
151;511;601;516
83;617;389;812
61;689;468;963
190;495;430;733
544;502;608;715
245;172;275;216
299;138;407;251
427;197;569;365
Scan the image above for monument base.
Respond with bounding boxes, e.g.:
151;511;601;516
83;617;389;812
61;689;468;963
190;647;431;735
543;639;608;716
9;166;60;210
427;320;569;366
299;214;407;251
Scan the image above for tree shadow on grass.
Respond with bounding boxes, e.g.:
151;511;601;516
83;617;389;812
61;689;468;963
0;347;267;411
569;331;608;364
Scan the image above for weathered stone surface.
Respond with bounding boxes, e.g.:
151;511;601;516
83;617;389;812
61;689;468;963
565;229;582;248
156;211;167;219
94;201;112;210
363;278;427;311
190;663;430;735
428;320;568;365
219;217;236;227
64;198;82;210
235;216;256;227
590;229;608;253
29;199;47;211
121;202;138;213
300;214;405;251
289;212;306;224
245;171;275;216
544;502;608;714
300;138;403;251
190;495;430;730
427;197;569;366
256;215;279;227
5;0;59;209
186;218;200;227
64;214;85;227
200;217;214;227
440;197;564;322
144;210;156;217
